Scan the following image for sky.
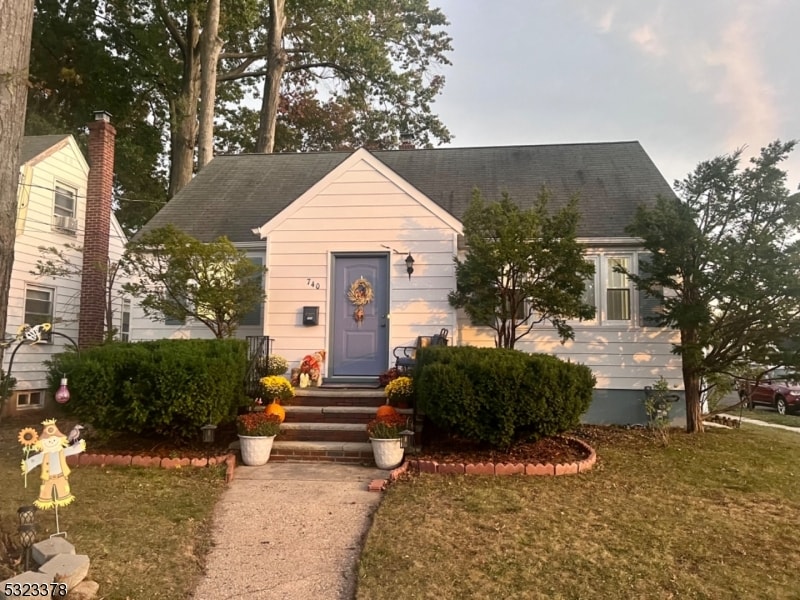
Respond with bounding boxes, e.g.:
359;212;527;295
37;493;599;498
428;0;800;192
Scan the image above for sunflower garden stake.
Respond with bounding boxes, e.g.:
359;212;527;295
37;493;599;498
19;419;86;536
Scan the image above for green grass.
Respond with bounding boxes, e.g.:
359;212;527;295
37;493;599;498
357;425;800;600
0;417;226;599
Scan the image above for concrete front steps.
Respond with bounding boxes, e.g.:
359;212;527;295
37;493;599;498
269;387;410;464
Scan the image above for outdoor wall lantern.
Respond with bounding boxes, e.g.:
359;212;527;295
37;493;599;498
55;376;71;404
405;253;415;280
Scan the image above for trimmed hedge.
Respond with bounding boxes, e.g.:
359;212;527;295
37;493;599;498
415;345;596;448
46;339;249;442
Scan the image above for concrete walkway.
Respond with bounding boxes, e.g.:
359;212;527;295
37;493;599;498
192;462;387;600
718;413;800;434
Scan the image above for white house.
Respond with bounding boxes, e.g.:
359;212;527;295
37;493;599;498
134;142;683;424
1;118;130;417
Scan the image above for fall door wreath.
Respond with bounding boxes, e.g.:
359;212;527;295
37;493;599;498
347;277;374;324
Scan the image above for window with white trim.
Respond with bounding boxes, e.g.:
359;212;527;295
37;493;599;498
54;184;76;218
606;256;632;321
17;390;45;409
240;254;264;327
578;253;635;325
24;285;54;327
120;299;131;342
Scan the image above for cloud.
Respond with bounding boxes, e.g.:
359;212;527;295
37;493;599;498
702;5;777;151
597;8;616;33
629;24;665;56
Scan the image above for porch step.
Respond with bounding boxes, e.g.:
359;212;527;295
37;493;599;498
280;422;369;443
284;405;411;425
269;441;374;464
292;388;386;408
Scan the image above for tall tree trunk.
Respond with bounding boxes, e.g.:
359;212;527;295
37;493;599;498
167;12;201;198
681;327;705;433
197;0;223;170
0;0;35;371
255;0;287;153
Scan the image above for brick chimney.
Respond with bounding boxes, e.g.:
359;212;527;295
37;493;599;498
399;131;415;150
78;110;116;348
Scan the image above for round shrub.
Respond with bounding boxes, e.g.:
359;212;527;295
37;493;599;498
415;346;595;448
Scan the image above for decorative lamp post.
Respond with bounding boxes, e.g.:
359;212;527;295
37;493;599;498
54;376;70;404
17;507;37;570
201;424;217;466
400;429;415;450
405;253;415;280
18;505;36;526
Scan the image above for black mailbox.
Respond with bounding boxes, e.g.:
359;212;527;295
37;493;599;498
302;306;319;326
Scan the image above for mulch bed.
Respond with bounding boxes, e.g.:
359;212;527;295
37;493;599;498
413;434;590;465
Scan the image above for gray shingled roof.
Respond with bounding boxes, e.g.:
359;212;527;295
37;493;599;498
20;135;70;165
138;142;675;242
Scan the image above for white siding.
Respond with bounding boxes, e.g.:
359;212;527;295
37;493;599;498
2;138;135;403
264;158;459;373
3;139;88;393
458;310;682;391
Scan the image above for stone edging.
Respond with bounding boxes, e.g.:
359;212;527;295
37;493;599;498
67;452;238;483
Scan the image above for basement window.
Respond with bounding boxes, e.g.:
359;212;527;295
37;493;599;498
16;390;45;409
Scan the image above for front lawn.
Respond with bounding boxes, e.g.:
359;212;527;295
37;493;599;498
357;425;800;600
0;417;226;599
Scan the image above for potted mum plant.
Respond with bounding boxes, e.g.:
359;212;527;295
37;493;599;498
237;412;282;466
367;413;411;469
384;376;414;408
257;375;295;424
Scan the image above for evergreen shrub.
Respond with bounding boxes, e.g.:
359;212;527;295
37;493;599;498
46;339;248;441
415;345;595;448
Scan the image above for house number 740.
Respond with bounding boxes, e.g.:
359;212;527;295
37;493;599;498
307;279;320;289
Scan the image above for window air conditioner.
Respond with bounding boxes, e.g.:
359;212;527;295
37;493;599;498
53;215;78;233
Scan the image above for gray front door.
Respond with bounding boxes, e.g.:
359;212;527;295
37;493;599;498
331;254;389;377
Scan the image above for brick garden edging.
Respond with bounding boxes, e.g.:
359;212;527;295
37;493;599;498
66;452;239;482
367;437;596;491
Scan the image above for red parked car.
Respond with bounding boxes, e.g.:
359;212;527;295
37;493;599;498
738;368;800;415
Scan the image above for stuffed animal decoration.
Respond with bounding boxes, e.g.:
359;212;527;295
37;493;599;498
20;419;86;509
297;350;327;387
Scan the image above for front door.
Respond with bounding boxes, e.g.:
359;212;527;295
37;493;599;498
331;254;389;377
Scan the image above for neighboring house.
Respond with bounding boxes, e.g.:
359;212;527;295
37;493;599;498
1;115;130;417
135;142;683;424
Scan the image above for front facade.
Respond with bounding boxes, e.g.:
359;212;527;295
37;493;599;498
135;142;683;424
1;135;131;417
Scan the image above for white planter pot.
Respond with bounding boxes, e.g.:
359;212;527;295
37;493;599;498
370;437;405;470
238;434;276;466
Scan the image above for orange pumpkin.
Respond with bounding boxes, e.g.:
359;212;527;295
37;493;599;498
265;402;286;423
375;404;398;420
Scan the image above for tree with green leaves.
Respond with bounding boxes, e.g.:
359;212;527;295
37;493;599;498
123;225;265;338
31;243;128;342
28;0;453;209
621;140;800;433
26;0;168;234
449;190;596;349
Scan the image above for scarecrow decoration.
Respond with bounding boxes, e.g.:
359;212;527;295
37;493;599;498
347;277;374;324
20;419;86;510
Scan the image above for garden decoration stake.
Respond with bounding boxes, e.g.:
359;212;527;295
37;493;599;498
20;419;86;536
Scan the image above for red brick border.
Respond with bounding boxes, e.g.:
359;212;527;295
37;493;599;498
405;436;597;477
68;452;238;482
